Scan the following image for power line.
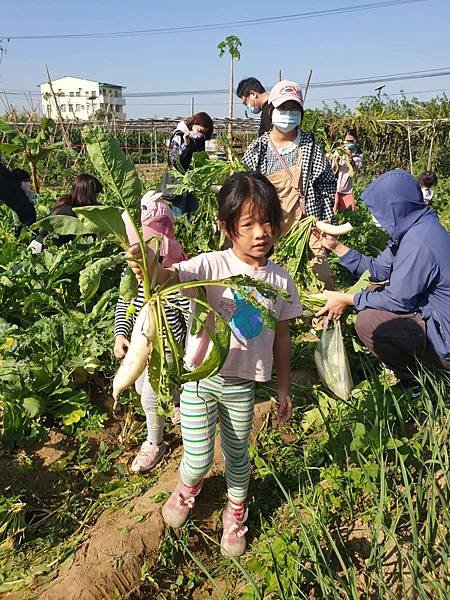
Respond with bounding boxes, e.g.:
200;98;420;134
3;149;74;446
3;68;450;102
3;87;449;107
2;0;427;40
123;68;450;97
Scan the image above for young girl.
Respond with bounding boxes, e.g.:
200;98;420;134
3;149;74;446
242;79;337;290
127;173;302;556
115;191;189;472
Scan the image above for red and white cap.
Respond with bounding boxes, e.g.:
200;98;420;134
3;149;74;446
268;80;304;108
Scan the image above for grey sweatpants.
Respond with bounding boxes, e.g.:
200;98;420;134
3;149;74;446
135;369;164;444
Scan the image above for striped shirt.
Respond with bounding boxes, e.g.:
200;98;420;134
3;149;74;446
114;282;190;343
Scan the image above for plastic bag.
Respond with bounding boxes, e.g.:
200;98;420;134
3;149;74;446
314;319;353;400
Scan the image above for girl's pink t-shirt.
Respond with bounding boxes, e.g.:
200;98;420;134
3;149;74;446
174;249;302;382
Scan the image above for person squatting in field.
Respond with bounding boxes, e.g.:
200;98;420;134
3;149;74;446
236;76;272;137
241;79;337;290
315;169;450;382
126;172;302;557
29;173;103;253
115;191;190;472
165;111;214;217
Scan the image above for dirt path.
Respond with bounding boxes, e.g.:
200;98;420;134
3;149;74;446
11;399;274;600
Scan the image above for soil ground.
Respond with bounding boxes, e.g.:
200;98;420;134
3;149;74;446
3;388;292;600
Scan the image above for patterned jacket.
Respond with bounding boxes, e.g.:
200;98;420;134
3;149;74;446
242;131;336;222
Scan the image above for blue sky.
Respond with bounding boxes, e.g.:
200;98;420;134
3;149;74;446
0;0;449;119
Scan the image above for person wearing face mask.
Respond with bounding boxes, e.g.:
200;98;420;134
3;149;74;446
236;77;271;137
242;80;337;290
332;129;363;212
166;112;214;216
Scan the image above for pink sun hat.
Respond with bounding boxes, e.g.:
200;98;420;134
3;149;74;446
123;190;187;268
268;79;304;108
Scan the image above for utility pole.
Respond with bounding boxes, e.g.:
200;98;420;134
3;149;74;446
190;96;194;116
375;85;386;101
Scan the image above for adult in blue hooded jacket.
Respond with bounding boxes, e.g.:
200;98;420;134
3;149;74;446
316;169;450;381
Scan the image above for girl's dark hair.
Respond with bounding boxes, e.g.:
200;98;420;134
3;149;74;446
267;103;304;129
418;170;437;188
10;168;31;183
345;128;358;139
218;172;282;239
185;112;214;140
53;173;103;209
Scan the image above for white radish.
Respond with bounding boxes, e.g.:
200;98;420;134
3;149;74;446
315;221;353;235
113;302;156;401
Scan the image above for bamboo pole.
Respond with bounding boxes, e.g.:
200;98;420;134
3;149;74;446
406;118;413;174
45;65;71;150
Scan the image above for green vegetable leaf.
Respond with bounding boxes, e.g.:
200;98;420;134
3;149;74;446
79;255;123;300
62;409;86;426
190;286;208;335
119;267;138;302
0;143;22;156
74;206;129;247
32;215;97;236
182;316;231;382
347;270;372;295
82;125;142;215
23;396;46;418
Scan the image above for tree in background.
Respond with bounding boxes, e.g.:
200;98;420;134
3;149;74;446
218;35;242;157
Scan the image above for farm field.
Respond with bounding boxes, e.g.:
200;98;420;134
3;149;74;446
0;96;450;600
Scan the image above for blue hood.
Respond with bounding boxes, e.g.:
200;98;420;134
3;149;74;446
361;170;434;242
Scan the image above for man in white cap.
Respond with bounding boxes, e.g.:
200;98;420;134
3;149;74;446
242;79;337;290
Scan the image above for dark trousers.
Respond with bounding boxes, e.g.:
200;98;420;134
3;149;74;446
355;309;450;381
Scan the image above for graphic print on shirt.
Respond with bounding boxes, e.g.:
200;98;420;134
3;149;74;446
219;288;270;341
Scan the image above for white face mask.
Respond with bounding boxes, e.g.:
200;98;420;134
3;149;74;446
190;126;205;140
272;108;301;132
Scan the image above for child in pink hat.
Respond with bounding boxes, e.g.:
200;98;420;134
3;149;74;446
122;190;187;267
113;191;189;472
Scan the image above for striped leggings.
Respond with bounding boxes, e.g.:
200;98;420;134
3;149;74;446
179;375;255;503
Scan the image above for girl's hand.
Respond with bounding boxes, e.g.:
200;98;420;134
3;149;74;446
114;335;130;359
315;290;354;321
183;132;191;145
278;393;292;423
125;244;155;281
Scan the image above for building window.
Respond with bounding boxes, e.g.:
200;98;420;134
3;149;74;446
61;104;66;112
75;104;82;112
68;104;74;111
69;91;74;97
114;90;118;97
76;91;80;97
91;91;96;97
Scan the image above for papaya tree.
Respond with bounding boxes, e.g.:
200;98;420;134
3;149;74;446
218;35;242;155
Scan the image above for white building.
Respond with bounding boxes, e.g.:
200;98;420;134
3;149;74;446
39;76;126;121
